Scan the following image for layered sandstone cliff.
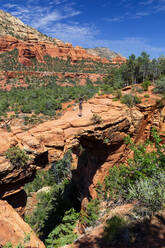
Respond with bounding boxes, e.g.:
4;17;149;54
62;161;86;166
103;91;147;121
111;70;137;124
0;35;110;65
0;86;164;247
0;86;163;200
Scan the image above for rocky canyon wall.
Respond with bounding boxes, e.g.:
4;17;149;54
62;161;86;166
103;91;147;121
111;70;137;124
0;87;164;201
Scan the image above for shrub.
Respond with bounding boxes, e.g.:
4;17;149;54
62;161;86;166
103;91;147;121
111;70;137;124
45;208;79;248
24;170;55;196
144;94;149;98
135;87;144;93
104;164;130;201
141;80;151;91
104;215;128;244
6;147;29;168
114;89;122;99
121;94;141;107
50;151;72;184
104;131;165;204
25;183;65;236
91;114;102;124
154;76;165;94
79;198;100;227
127;173;165;214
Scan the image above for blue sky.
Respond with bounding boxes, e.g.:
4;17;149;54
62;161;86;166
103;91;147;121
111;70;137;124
1;0;165;58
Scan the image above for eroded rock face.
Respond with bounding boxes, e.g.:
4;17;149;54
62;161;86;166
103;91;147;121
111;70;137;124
0;200;45;248
0;35;110;64
0;88;162;200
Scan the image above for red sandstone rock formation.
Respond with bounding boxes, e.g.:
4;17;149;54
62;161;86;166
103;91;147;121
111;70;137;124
0;86;163;200
0;35;110;65
0;200;45;247
0;86;163;246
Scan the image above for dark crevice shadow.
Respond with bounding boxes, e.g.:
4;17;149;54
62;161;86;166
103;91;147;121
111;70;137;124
34;151;49;167
72;135;124;199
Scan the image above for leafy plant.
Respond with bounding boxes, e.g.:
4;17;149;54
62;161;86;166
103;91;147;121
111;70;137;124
80;198;100;227
154;76;165;94
91;114;102;124
24;169;55;196
141;80;151;91
121;94;141;107
50;150;72;184
104;131;165;208
6;147;29;168
127;173;165;214
104;215;128;244
46;208;79;248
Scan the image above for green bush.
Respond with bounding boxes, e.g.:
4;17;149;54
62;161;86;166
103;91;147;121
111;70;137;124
144;94;149;98
104;215;128;244
80;198;100;227
46;208;79;248
121;94;141;107
51;151;72;184
91;114;102;124
141;80;151;91
24;152;76;240
154;76;165;94
6;147;29;168
24;170;55;196
114;89;122;99
127;173;165;214
104;131;165;206
25;182;66;236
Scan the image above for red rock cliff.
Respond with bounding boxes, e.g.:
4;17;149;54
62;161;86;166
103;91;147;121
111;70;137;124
0;35;110;65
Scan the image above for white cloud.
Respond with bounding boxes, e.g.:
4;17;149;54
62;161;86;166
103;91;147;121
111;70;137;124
43;23;97;44
2;0;80;29
1;0;165;58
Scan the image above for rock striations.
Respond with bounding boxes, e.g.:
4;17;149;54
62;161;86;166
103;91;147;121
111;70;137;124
0;10;126;65
0;35;109;65
0;87;164;246
0;86;163;200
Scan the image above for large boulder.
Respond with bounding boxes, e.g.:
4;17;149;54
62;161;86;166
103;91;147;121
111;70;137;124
0;200;45;248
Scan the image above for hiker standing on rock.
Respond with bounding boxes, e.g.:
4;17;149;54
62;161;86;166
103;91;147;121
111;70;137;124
78;97;83;117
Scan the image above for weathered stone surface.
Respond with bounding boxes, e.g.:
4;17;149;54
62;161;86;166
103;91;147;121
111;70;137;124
128;108;144;128
0;91;163;200
0;200;45;248
0;35;110;65
70;118;93;127
0;130;12;154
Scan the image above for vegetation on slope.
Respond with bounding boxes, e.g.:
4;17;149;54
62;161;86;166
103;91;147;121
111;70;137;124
0;49;112;73
0;78;98;118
